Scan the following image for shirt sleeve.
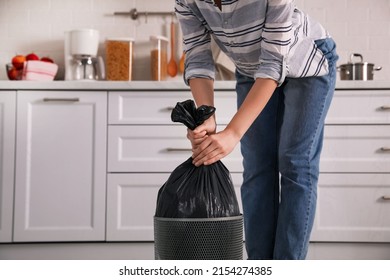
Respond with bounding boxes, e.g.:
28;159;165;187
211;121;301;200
175;0;215;85
255;0;294;86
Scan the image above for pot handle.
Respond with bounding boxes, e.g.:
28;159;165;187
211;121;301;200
336;66;350;74
349;53;363;63
374;66;382;71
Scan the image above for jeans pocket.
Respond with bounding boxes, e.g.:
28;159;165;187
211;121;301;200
315;38;339;65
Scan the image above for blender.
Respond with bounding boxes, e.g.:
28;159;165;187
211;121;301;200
64;29;105;80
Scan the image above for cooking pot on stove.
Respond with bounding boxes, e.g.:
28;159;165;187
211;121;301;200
337;53;382;80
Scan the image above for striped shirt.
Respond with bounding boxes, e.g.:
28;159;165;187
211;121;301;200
175;0;331;85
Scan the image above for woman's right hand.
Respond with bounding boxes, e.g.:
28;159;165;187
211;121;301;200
187;116;216;153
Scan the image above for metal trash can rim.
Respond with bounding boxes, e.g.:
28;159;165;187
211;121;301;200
154;214;242;222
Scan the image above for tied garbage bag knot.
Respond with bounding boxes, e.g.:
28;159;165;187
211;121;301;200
170;99;216;130
155;99;240;218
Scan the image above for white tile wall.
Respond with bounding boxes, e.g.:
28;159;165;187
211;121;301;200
296;0;390;81
0;0;389;81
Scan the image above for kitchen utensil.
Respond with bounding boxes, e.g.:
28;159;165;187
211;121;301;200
167;20;178;77
337;53;382;80
179;51;185;73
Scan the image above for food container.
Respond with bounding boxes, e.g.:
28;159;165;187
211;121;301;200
150;35;168;81
337;53;382;80
105;38;134;81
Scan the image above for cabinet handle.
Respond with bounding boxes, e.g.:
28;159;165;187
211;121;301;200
380;147;390;152
161;106;175;112
43;98;80;102
382;196;390;201
380;105;390;110
166;148;192;152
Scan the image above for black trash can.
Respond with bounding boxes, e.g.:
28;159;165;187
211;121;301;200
154;215;243;260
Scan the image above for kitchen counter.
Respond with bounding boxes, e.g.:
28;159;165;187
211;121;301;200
1;80;390;90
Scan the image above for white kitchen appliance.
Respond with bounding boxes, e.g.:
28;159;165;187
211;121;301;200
64;29;105;80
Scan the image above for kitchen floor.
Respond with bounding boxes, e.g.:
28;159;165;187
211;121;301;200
1;242;390;260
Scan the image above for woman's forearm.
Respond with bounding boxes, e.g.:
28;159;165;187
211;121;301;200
188;78;215;107
188;77;277;139
188;77;277;166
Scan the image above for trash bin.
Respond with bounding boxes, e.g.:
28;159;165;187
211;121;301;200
154;216;243;260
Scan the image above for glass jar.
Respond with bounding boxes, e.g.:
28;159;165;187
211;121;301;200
150;35;168;81
105;37;134;81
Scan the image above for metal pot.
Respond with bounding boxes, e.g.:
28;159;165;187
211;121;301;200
337;53;382;80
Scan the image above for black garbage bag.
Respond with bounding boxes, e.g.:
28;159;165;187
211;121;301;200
155;100;240;218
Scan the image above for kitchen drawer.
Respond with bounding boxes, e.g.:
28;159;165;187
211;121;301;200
326;90;390;124
311;173;390;242
108;125;243;173
108;91;237;125
320;125;390;173
106;173;243;241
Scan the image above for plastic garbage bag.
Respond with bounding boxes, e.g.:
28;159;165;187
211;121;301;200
155;99;240;218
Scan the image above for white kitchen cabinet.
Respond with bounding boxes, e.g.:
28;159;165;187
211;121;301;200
106;90;243;241
106;173;168;241
312;173;390;242
13;91;107;242
320;125;390;173
312;89;390;243
1;82;389;259
0;91;16;243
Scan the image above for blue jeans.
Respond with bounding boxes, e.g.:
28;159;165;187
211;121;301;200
236;38;338;259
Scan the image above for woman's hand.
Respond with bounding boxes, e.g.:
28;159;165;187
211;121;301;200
187;115;216;150
192;127;240;166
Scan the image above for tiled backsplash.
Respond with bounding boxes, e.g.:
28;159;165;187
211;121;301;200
0;0;389;81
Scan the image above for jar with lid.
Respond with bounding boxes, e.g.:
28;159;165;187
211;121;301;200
150;35;168;81
105;37;134;81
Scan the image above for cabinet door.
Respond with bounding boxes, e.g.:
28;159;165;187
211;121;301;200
14;91;107;242
0;91;16;243
106;173;243;241
311;173;390;242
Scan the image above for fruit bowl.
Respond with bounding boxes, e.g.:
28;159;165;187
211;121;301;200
6;63;23;80
6;53;57;81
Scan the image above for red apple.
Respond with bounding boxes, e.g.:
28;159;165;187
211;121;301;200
26;52;40;61
7;66;19;80
11;55;26;70
40;56;54;63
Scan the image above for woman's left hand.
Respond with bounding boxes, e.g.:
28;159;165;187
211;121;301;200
192;127;240;166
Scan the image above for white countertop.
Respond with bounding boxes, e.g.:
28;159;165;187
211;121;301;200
1;80;390;90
